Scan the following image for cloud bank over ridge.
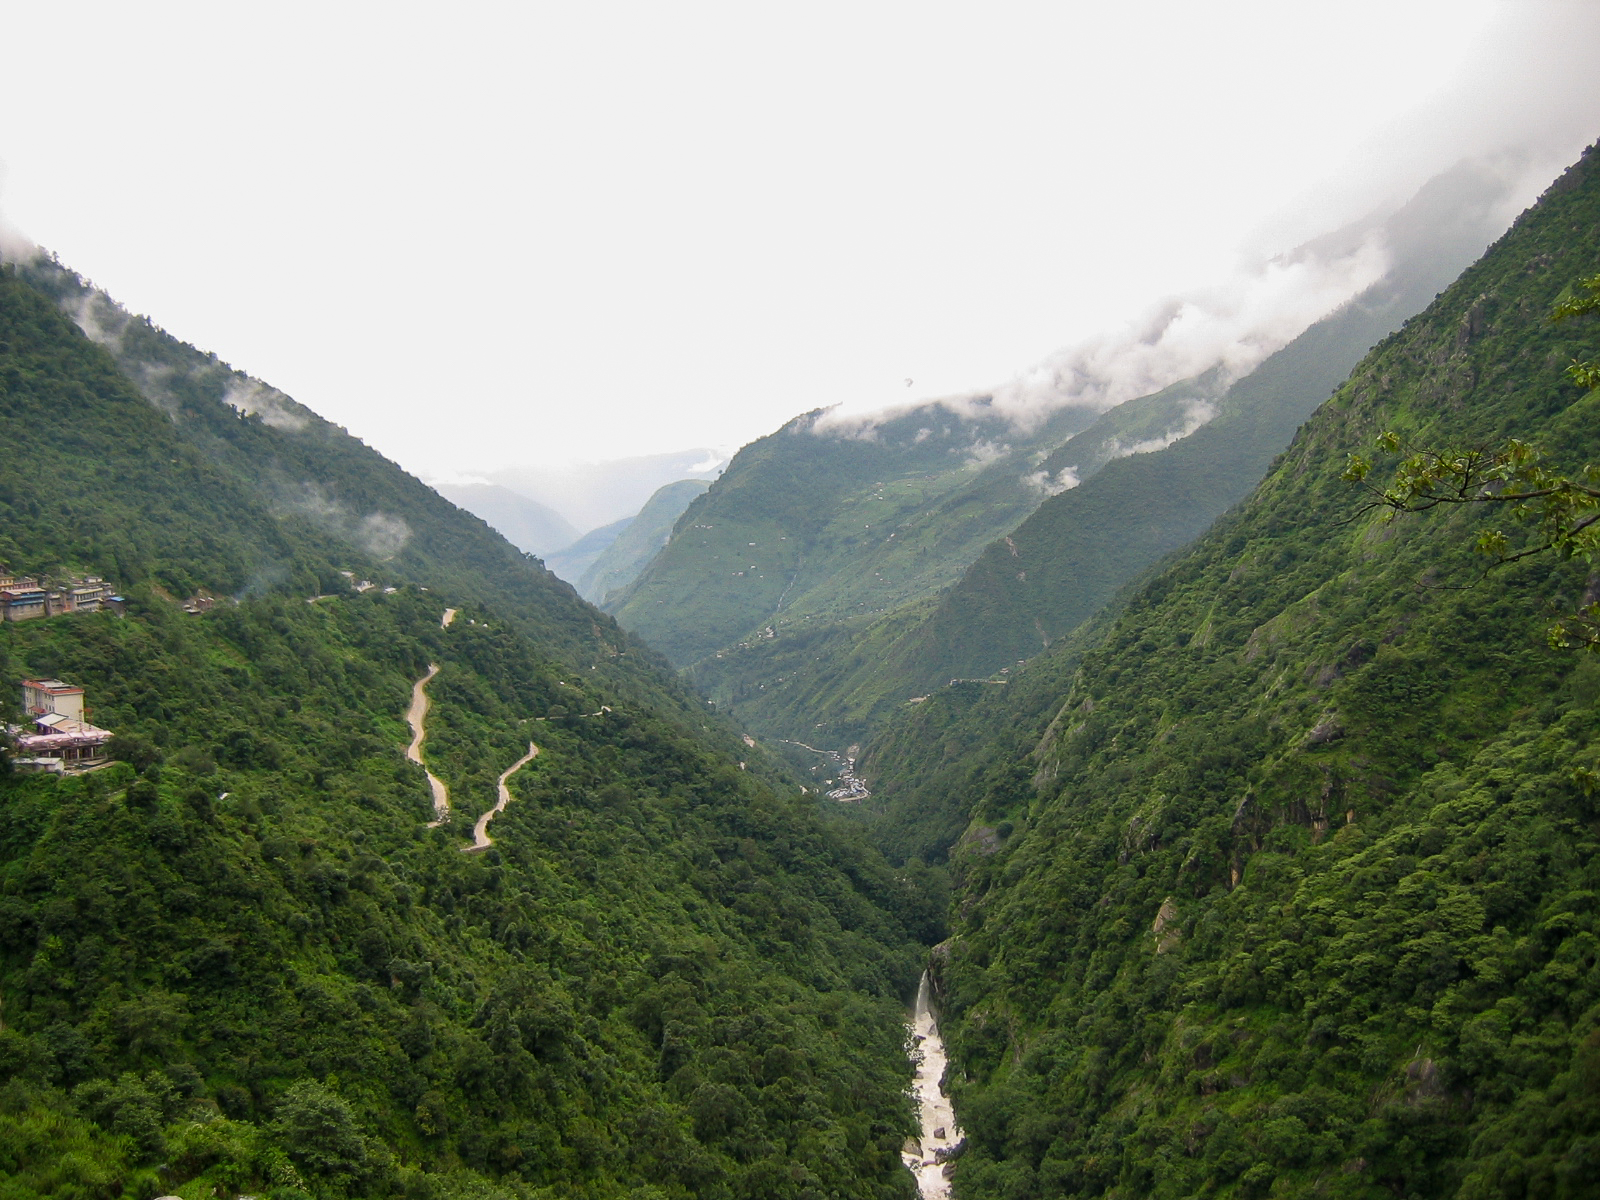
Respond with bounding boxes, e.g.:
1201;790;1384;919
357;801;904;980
812;228;1390;441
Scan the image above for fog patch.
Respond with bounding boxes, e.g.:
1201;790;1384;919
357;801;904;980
283;482;412;560
357;512;412;558
224;378;309;432
1023;465;1081;497
1107;399;1219;459
0;220;42;268
961;439;1010;467
234;563;290;601
65;289;132;348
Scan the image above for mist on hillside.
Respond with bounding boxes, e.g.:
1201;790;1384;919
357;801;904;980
810;142;1570;452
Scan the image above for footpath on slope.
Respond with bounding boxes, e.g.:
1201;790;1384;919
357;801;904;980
463;742;539;853
405;664;451;826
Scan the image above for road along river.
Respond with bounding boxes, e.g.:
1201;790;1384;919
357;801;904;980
464;742;538;853
903;971;964;1198
405;664;451;826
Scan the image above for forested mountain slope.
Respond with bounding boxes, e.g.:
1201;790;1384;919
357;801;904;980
870;142;1600;1198
11;256;626;680
579;479;711;605
0;260;935;1199
607;400;1106;665
680;162;1522;748
895;159;1524;687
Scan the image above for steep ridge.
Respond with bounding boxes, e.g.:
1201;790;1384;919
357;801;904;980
683;162;1524;747
0;260;934;1199
870;144;1600;1198
11;254;613;677
607;401;1104;665
2;252;786;786
578;478;712;604
896;159;1529;687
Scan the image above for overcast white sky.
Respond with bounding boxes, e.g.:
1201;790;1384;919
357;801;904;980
3;2;1598;481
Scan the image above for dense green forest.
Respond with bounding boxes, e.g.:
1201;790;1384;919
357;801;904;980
609;399;1105;668
855;144;1600;1197
0;260;939;1199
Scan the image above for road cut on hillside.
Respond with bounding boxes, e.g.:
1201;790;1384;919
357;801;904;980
464;741;539;853
405;663;451;826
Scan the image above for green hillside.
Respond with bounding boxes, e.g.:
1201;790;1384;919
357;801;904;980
579;479;711;605
0;260;935;1200
896;160;1526;690
12;257;615;678
862;142;1600;1198
645;162;1521;750
607;400;1106;665
543;519;632;589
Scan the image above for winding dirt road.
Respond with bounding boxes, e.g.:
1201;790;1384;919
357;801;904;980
463;742;539;853
405;664;451;826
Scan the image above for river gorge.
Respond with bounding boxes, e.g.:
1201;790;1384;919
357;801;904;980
903;971;964;1198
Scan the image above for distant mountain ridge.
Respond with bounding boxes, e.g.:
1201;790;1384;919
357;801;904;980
542;516;632;585
617;159;1526;748
606;395;1104;663
577;478;711;604
432;481;579;557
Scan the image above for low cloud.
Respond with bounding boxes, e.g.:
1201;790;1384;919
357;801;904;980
223;378;309;431
961;438;1010;467
988;235;1388;430
811;231;1388;443
356;512;412;558
283;482;412;560
1106;398;1219;459
0;219;41;268
65;289;131;348
1022;465;1081;497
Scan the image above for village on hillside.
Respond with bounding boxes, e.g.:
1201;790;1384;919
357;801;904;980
0;568;124;621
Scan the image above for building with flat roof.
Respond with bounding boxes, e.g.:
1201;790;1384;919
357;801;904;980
0;568;119;621
11;679;110;769
21;679;86;722
0;583;47;622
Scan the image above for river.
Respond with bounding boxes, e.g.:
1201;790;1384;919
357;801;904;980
903;971;963;1198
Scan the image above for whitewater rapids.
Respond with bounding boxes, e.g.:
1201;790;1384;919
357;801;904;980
902;971;963;1198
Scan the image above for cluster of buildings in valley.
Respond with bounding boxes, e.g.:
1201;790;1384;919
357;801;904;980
826;752;871;802
8;678;114;773
0;569;124;622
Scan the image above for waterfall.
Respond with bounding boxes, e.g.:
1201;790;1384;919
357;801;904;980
902;970;964;1198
